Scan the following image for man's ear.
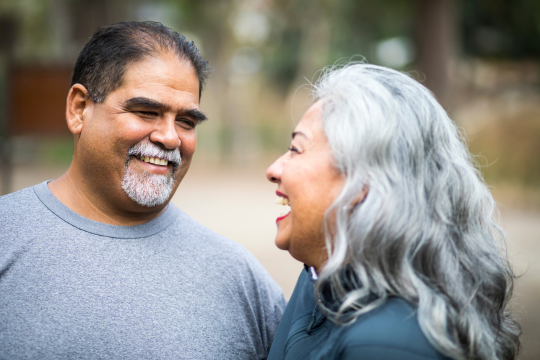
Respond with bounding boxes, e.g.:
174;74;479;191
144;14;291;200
66;84;92;135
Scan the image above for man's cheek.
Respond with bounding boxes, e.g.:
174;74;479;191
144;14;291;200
183;132;197;154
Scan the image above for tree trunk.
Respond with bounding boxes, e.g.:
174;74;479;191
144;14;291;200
416;0;456;108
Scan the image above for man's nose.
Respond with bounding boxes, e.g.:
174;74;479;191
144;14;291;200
150;117;181;150
266;155;285;183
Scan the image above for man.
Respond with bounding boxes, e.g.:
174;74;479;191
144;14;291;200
0;22;285;359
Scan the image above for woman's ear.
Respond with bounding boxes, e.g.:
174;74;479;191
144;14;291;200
344;185;369;215
66;84;91;135
353;185;369;207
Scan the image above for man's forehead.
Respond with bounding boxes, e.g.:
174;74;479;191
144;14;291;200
127;52;197;77
109;55;200;104
123;53;197;84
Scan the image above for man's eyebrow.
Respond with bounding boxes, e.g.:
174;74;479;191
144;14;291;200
124;97;165;109
185;108;208;122
124;97;207;122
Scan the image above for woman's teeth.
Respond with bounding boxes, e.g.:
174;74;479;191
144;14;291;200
275;196;291;218
137;155;169;166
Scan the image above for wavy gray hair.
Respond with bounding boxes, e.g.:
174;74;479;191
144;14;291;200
313;63;521;360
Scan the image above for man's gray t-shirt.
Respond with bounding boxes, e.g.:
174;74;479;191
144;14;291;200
0;182;286;359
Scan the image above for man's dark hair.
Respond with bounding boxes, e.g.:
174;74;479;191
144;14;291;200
71;21;211;102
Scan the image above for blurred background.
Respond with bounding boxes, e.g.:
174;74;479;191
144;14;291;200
0;0;539;358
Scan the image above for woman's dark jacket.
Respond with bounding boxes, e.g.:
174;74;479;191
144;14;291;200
267;267;451;360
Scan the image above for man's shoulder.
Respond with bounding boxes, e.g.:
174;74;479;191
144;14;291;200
167;209;252;255
0;185;43;221
166;208;286;315
166;209;278;281
0;185;39;207
337;298;450;359
0;184;50;256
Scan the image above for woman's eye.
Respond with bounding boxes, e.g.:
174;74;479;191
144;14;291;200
288;146;299;153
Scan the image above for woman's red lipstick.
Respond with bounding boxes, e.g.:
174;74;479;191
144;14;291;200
275;191;290;223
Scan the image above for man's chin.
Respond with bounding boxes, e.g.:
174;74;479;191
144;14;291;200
121;164;174;207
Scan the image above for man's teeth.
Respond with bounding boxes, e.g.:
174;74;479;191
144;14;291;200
275;196;290;206
137;155;168;166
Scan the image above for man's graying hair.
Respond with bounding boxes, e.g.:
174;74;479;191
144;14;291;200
314;63;521;359
71;21;211;102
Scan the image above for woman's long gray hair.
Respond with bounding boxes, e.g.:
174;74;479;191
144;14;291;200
314;63;521;360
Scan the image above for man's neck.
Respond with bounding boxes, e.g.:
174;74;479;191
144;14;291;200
48;167;167;226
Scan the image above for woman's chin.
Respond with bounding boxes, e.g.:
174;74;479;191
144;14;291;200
274;235;290;251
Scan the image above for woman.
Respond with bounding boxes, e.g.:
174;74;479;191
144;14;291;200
266;64;521;360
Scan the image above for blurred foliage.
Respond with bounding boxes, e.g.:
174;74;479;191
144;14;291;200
10;137;74;164
462;0;540;59
0;0;539;194
2;0;539;85
263;0;416;90
40;138;74;164
164;0;234;59
263;27;301;91
325;0;414;61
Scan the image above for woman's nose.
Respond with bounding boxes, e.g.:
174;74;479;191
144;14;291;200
266;156;284;183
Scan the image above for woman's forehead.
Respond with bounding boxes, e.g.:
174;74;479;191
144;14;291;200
294;101;324;137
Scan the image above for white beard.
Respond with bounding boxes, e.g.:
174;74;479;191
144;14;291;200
120;140;182;207
121;162;175;207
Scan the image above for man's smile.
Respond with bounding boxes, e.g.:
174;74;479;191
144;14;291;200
126;139;182;174
129;155;174;177
135;154;170;166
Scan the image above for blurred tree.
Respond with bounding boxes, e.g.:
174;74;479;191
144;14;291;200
265;0;416;92
462;0;540;59
0;14;17;195
166;0;235;63
328;0;414;64
265;0;332;91
415;0;455;107
1;0;539;163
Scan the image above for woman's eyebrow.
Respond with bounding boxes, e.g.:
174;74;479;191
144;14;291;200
292;131;307;139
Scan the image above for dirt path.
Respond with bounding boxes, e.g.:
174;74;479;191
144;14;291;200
501;209;540;359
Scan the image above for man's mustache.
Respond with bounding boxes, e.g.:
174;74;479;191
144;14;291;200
126;140;182;172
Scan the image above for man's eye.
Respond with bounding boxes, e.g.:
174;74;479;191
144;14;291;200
137;111;158;117
177;119;195;128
